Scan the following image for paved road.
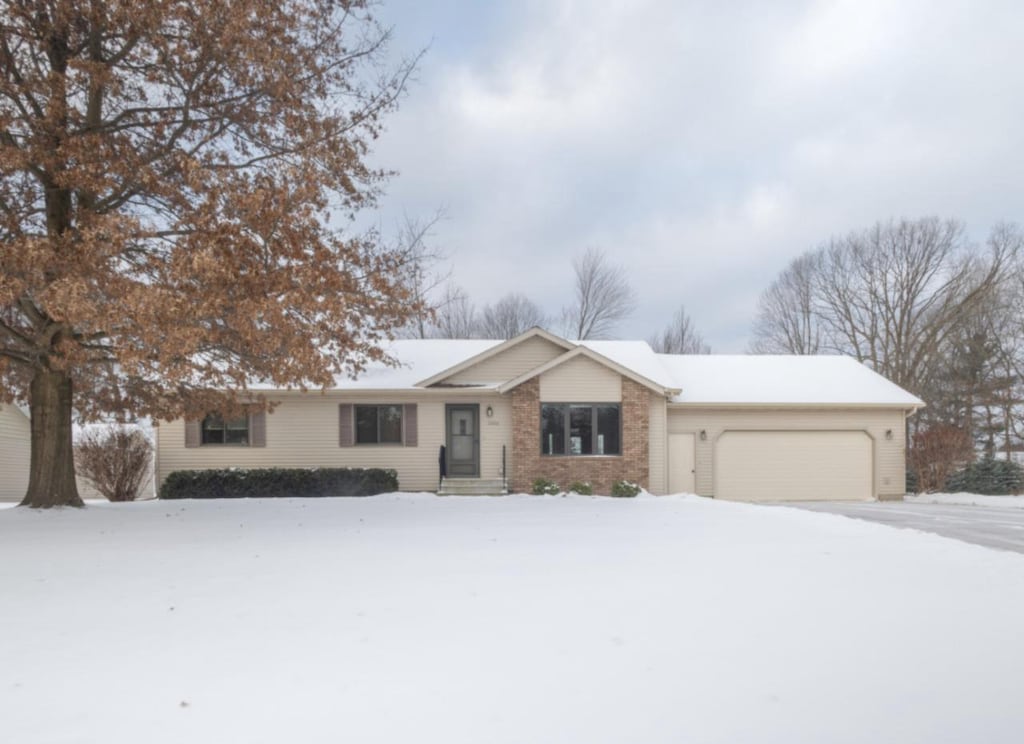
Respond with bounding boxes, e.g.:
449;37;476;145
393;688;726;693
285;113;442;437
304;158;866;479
785;501;1024;554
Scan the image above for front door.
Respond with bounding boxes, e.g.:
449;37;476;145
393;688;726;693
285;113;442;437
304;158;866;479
446;404;480;477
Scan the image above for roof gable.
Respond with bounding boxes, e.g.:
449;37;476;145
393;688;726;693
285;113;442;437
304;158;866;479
497;344;681;397
416;327;575;387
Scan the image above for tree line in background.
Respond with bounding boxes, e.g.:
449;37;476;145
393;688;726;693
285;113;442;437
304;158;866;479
750;217;1024;490
401;226;712;352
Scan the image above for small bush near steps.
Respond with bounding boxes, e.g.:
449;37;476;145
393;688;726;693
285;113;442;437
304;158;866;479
567;481;593;495
531;478;560;495
611;480;642;498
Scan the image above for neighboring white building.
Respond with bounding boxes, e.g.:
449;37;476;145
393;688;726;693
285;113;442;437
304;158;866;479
0;403;30;502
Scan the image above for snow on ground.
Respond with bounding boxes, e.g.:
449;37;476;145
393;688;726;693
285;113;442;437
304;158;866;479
906;492;1024;509
3;493;1024;744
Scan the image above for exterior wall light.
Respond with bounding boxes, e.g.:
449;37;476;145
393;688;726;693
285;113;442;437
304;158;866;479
700;429;707;441
486;405;494;418
885;429;893;440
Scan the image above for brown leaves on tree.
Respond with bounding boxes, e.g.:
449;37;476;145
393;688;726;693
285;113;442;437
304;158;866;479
0;1;422;505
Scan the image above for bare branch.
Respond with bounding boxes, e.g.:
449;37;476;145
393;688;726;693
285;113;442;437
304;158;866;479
561;247;636;340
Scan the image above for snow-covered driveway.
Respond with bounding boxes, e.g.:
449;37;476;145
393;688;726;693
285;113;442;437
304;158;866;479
787;501;1024;553
3;493;1024;744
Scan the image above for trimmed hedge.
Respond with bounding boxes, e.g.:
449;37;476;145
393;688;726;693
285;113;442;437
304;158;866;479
159;467;398;499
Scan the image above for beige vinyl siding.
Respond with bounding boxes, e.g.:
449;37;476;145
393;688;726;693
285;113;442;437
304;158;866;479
0;404;30;501
157;392;512;493
442;336;566;385
540;356;622;402
648;396;667;494
667;406;907;499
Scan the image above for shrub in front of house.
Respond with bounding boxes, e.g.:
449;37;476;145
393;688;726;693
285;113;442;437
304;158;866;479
531;477;560;495
159;468;399;499
610;480;642;498
567;480;593;495
75;426;152;502
944;457;1023;495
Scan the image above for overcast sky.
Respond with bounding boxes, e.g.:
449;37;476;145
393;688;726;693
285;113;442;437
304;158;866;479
368;0;1024;351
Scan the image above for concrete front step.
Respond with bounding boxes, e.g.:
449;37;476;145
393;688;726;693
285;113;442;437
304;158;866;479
438;478;508;496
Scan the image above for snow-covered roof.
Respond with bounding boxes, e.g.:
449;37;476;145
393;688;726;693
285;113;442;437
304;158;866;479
579;340;677;390
658;354;924;407
332;339;502;390
249;334;921;408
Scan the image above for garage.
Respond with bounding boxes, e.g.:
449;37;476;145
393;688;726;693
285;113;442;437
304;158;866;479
715;430;873;502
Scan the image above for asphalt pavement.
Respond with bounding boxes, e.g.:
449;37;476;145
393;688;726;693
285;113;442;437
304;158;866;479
785;501;1024;554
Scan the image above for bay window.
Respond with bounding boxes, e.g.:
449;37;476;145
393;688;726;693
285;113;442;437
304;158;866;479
541;403;621;456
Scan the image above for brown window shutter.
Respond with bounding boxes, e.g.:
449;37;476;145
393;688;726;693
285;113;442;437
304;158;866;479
404;404;418;447
339;404;353;447
185;420;201;448
250;411;266;447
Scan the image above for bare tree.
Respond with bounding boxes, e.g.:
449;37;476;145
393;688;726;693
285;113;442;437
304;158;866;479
751;219;1012;387
649;306;711;354
1008;241;1024;457
561;248;637;340
749;252;822;354
750;218;1021;453
430;283;480;339
817;219;1015;394
393;210;449;339
478;294;548;339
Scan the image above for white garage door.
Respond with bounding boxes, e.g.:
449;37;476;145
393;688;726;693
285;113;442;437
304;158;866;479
716;430;872;502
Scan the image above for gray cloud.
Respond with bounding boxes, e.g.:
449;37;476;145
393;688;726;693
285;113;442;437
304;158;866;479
370;0;1024;349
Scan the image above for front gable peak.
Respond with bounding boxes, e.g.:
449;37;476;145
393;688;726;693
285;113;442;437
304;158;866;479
415;327;575;388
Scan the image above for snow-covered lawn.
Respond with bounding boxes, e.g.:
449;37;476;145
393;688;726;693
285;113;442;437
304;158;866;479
906;492;1024;509
3;493;1024;744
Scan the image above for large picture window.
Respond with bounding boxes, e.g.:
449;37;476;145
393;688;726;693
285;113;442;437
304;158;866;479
541;404;620;456
355;405;403;445
201;414;250;445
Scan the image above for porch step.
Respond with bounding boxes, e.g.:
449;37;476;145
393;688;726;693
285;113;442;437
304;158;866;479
438;477;508;496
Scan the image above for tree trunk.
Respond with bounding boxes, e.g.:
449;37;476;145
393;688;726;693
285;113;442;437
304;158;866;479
21;368;82;508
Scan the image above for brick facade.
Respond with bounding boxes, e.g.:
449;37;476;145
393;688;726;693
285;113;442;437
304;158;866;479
510;376;650;494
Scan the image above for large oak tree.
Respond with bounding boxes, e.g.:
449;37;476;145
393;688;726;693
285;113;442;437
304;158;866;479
0;1;420;506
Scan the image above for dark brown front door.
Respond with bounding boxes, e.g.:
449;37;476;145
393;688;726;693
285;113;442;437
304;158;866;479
446;404;479;477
